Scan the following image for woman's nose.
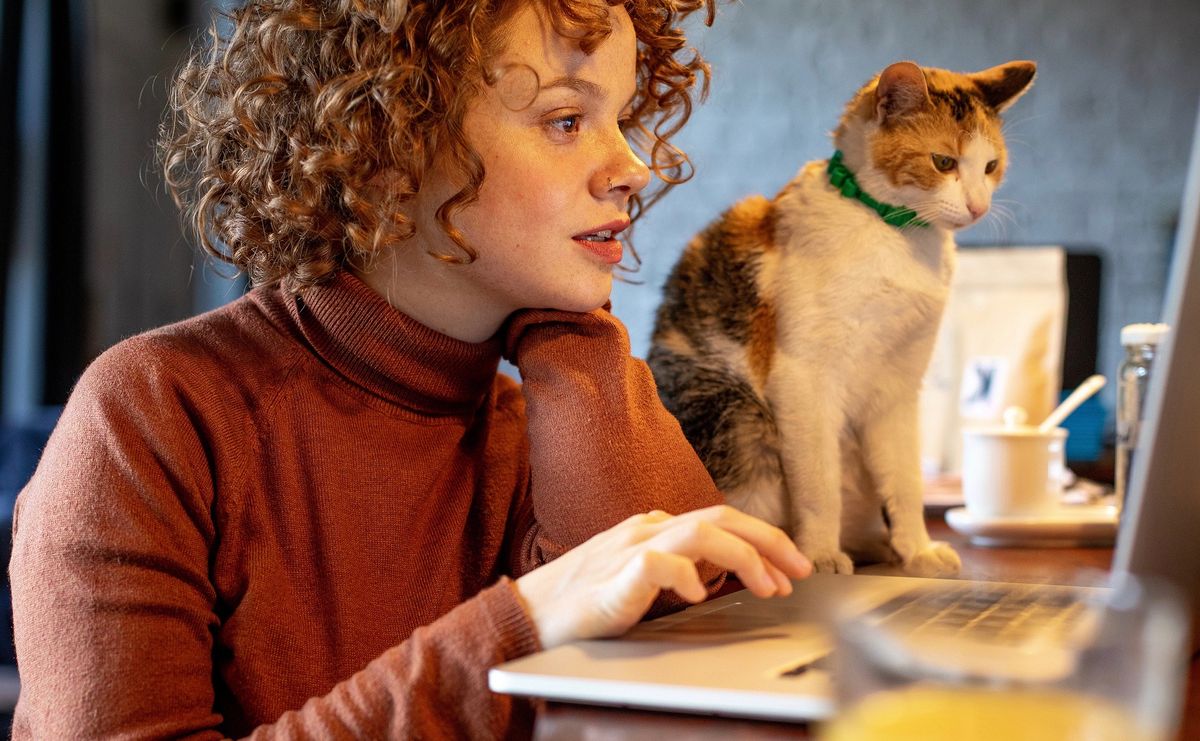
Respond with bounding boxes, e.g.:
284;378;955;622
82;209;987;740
592;134;651;200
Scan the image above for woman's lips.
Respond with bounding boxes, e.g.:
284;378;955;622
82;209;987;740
572;218;628;264
574;237;623;264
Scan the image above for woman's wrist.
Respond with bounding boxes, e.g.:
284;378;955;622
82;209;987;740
500;305;619;366
512;569;562;649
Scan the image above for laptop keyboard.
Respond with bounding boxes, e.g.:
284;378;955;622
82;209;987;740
778;583;1093;679
865;583;1090;646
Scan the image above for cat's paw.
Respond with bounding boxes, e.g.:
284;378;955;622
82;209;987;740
804;549;855;574
900;541;961;577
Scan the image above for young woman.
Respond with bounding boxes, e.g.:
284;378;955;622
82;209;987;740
9;1;811;737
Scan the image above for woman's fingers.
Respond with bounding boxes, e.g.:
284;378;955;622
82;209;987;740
624;550;707;604
764;558;793;596
683;505;812;579
615;506;810;599
516;505;813;649
617;509;673;528
644;519;781;597
593;550;702;638
610;509;676;548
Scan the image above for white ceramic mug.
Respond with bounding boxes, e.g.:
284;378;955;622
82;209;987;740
961;425;1068;518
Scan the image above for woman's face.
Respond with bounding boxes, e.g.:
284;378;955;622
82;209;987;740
411;1;650;321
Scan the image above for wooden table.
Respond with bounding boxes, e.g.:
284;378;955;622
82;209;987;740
534;516;1200;740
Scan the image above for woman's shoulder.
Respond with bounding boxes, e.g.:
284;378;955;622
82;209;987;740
79;289;301;410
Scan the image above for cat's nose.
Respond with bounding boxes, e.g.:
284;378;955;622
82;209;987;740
967;203;988;221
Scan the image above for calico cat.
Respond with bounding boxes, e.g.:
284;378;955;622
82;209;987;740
649;60;1036;575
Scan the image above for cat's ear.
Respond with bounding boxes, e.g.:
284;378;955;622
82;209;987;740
971;61;1037;113
874;61;931;125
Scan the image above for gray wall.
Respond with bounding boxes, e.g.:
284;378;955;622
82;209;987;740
79;1;1200;413
87;2;194;358
85;0;241;364
612;0;1200;416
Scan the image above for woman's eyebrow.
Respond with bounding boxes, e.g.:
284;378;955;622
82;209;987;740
542;75;603;98
541;75;637;110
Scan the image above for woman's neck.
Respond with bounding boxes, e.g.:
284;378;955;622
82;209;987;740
353;245;512;344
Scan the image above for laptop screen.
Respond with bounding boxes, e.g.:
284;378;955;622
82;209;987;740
1111;102;1200;623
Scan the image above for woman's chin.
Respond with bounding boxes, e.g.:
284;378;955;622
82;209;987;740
553;279;613;314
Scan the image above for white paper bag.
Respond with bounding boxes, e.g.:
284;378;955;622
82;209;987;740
920;246;1067;477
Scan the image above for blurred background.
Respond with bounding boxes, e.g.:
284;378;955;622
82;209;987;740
0;0;1198;705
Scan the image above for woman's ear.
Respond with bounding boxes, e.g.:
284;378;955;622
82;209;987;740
971;60;1038;113
874;61;931;125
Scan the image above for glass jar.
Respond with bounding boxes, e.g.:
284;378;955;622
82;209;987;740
1115;323;1170;509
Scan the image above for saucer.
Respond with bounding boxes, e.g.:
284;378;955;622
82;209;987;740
944;505;1119;547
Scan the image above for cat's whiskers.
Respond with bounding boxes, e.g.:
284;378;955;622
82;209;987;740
1000;113;1046;137
989;202;1018;220
1000;115;1046;153
898;197;943;224
981;204;1018;241
981;214;1007;242
990;198;1028;225
898;201;945;234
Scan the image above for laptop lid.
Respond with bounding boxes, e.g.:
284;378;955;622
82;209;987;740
1111;102;1200;622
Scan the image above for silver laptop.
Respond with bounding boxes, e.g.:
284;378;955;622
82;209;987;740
488;105;1200;722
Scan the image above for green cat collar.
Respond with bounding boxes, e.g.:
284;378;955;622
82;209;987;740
827;150;930;229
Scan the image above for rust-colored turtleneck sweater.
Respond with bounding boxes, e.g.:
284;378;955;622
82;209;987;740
8;271;724;739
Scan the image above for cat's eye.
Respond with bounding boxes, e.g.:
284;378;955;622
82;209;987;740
985;159;999;174
931;154;957;173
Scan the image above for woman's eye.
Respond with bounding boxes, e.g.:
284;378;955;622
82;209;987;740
931;153;957;173
985;159;999;174
549;114;582;135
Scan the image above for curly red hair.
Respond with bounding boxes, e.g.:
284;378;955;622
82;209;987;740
159;0;715;291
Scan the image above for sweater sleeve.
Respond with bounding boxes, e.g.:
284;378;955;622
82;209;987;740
8;342;541;740
248;580;540;739
502;305;727;600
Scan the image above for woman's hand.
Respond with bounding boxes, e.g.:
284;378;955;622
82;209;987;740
513;505;813;649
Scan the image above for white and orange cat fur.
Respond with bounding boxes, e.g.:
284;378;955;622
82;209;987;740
649;60;1037;575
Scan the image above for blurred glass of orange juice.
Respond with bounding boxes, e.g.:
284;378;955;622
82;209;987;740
820;684;1157;741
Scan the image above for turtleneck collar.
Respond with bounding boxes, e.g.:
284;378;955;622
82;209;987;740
258;270;503;415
